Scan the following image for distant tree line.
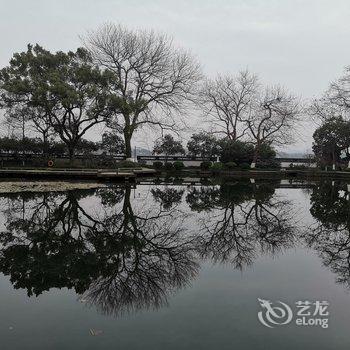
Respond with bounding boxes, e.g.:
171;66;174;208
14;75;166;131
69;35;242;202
152;132;277;168
0;132;124;157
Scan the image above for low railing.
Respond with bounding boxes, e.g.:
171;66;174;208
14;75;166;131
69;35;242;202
137;155;216;162
137;155;315;163
0;152;126;160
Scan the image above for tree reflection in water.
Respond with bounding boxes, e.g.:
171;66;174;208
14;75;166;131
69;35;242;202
187;180;297;269
0;185;198;316
2;180;350;315
304;181;350;287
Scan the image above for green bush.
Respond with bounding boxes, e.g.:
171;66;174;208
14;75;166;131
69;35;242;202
173;161;185;170
153;161;163;169
200;161;212;170
211;162;224;170
219;140;254;164
240;163;251;170
258;143;276;160
225;162;237;170
164;162;174;171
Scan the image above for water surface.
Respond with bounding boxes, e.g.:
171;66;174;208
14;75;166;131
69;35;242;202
0;179;349;349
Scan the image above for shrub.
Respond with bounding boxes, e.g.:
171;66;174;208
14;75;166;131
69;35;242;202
258;143;276;161
153;161;163;169
173;161;185;170
164;162;174;171
200;161;212;170
211;162;224;170
240;163;251;170
219;140;254;164
225;162;237;170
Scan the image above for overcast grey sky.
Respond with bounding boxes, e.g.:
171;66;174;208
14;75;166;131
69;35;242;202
1;0;350;152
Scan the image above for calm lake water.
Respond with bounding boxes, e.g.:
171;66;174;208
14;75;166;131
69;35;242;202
0;179;349;349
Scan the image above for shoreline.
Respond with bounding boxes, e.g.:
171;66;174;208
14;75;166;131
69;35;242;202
0;181;107;194
0;167;350;183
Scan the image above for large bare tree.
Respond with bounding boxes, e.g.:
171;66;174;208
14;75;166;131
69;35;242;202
84;24;202;159
329;67;350;113
246;86;301;168
310;66;350;123
199;70;258;140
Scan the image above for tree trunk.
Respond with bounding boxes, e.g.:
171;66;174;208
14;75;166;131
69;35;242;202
43;132;48;158
124;129;133;160
22;118;25;167
251;145;259;169
68;146;75;166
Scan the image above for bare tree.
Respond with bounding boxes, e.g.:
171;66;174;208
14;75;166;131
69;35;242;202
246;86;301;168
84;23;202;159
329;67;350;111
310;66;350;123
309;96;342;125
199;70;258;140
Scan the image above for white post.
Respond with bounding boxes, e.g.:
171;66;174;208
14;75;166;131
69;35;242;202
332;163;336;171
250;162;256;169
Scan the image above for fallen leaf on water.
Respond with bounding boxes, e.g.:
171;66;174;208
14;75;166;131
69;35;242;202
89;329;103;336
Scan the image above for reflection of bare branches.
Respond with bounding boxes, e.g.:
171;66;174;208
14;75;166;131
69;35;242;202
83;216;197;316
80;186;198;316
304;225;350;287
196;190;296;269
245;200;296;254
198;205;255;268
